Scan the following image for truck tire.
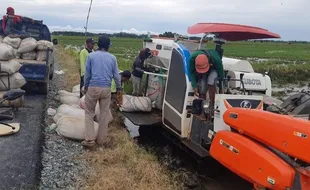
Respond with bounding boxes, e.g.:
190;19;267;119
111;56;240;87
38;79;49;95
49;62;54;80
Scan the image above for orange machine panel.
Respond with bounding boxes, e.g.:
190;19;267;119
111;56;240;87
223;108;310;163
210;131;295;189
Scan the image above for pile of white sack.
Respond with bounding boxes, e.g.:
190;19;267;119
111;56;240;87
0;35;53;61
49;84;104;141
0;35;28;95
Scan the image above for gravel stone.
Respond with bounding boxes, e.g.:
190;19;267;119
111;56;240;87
39;49;88;190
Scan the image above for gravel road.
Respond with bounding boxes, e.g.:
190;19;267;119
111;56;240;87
39;50;89;190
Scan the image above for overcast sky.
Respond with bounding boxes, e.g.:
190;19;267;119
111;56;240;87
1;0;309;41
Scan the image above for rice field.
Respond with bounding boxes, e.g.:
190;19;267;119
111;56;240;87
53;35;310;85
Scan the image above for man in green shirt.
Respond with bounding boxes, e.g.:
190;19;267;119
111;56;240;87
79;38;95;97
111;70;131;107
189;49;224;115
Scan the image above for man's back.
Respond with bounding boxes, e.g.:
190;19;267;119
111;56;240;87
85;50;120;88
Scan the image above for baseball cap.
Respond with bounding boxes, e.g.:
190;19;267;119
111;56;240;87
98;35;112;49
7;7;14;14
86;38;96;44
195;54;210;74
121;70;132;79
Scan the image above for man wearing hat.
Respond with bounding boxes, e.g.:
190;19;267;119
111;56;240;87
189;49;224;117
2;7;33;37
83;35;121;148
79;38;95;97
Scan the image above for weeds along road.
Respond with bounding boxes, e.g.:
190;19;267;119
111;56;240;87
0;89;46;189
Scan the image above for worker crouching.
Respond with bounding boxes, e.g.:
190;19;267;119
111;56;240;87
189;49;224;119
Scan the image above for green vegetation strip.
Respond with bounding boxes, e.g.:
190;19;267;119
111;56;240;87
55;35;310;85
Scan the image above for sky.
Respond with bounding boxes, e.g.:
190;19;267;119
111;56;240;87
1;0;309;41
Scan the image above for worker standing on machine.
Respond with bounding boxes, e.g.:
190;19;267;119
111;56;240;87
131;48;152;96
189;49;224;118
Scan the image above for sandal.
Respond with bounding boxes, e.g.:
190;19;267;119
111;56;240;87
81;140;96;147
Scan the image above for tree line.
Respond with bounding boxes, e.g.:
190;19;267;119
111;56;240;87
51;31;309;44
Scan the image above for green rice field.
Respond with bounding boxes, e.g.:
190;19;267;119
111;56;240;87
53;35;310;85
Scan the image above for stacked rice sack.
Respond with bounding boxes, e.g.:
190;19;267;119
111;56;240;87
0;35;53;61
50;84;110;141
0;35;26;107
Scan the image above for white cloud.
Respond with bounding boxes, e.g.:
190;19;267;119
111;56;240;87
49;25;160;35
1;0;310;40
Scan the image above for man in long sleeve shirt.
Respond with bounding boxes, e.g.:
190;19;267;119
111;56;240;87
82;35;121;148
131;48;152;96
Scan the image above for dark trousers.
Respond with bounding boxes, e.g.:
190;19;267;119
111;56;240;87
80;76;84;98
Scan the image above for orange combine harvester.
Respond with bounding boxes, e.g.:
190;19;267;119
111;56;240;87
123;22;310;189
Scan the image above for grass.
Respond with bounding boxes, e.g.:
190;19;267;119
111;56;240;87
53;35;310;84
56;45;184;190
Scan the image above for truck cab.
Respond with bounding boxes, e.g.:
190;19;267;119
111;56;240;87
0;19;54;94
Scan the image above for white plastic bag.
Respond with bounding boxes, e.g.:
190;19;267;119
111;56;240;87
3;36;22;49
0;43;15;60
37;40;53;50
21;51;37;60
0;73;26;90
0;60;22;74
0;36;3;43
36;50;47;61
18;37;38;53
146;75;166;110
56;116;99;141
120;95;152;112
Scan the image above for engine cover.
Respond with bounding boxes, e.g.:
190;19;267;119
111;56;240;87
227;71;272;96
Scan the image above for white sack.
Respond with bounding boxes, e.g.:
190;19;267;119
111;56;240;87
53;104;84;123
120;95;152;112
13;49;21;59
3;36;22;49
58;95;80;106
79;95;101;121
56;116;99;141
57;90;80;97
21;51;36;60
0;36;3;43
36;50;47;61
72;84;80;93
18;37;38;53
146;75;166;110
0;60;22;74
37;40;53;50
0;72;26;90
0;43;15;60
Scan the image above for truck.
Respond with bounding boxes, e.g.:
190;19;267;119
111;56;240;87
0;19;55;94
122;23;310;190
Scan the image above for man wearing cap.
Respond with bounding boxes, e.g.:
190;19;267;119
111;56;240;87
131;48;152;96
2;7;33;37
79;38;95;97
82;35;121;148
189;49;224;117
